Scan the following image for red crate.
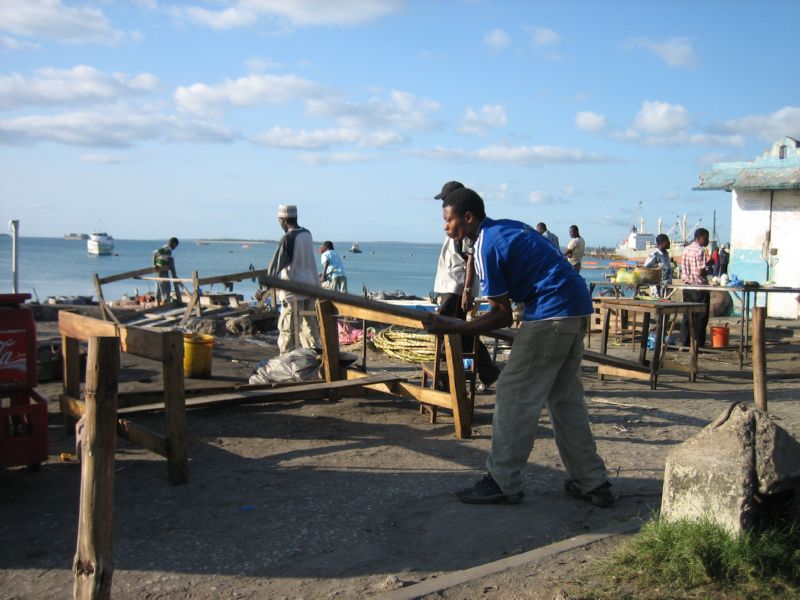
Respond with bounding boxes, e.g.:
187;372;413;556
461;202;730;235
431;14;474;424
0;389;49;469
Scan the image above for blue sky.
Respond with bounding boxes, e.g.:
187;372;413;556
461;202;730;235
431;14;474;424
1;0;799;247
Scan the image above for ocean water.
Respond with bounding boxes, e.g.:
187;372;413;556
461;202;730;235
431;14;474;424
0;236;611;302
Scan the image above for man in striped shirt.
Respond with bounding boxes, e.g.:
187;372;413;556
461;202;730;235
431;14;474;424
679;228;711;346
153;237;179;305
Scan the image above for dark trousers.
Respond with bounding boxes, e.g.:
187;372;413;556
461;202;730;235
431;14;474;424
437;293;500;385
679;289;710;347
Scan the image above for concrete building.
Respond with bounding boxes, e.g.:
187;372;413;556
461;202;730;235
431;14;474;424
695;137;800;319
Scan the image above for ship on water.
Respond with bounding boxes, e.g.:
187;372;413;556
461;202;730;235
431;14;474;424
64;232;88;240
613;214;704;261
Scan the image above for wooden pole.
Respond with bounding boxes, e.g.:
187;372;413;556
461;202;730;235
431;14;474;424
752;306;767;413
73;336;119;600
162;331;188;484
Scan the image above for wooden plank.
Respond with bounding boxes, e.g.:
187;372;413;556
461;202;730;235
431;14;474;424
332;303;426;330
73;336;118;600
62;334;82;433
60;311;119;341
116;419;168;457
597;365;652;381
583;350;649;373
59;312;166;362
443;333;470;438
161;332;187;484
97;266;159;285
197;269;268;286
317;301;342;382
343;369;454;409
117;373;403;414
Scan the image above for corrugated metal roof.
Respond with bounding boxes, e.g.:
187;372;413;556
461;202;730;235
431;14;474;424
694;136;800;191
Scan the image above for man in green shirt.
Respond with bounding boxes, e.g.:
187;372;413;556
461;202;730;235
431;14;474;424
153;237;179;304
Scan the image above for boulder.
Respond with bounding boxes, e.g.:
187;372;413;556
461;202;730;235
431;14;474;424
661;403;800;536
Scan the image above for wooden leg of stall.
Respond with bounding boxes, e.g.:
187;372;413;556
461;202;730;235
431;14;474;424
73;336;119;600
317;301;342;401
62;335;82;434
162;331;188;485
443;333;471;439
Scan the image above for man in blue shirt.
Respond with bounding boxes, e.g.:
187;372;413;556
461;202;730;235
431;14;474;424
427;187;613;507
319;241;348;293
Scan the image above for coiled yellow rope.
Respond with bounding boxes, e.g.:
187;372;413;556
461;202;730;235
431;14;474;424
372;326;436;363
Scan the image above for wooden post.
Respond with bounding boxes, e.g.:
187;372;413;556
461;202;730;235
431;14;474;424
62;335;81;433
73;336;119;600
162;331;188;484
316;301;341;383
752;306;767;413
443;333;471;439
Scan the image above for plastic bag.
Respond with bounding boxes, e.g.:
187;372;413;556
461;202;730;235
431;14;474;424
248;348;321;384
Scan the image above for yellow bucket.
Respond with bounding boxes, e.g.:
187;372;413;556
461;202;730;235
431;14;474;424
183;333;214;378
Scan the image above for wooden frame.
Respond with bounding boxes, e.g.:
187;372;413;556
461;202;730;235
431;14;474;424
594;298;708;390
59;311;188;485
316;300;474;438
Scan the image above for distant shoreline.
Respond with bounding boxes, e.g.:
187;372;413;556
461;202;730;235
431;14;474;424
194;239;273;244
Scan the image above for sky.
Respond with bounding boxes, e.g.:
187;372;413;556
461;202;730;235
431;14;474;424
1;0;799;247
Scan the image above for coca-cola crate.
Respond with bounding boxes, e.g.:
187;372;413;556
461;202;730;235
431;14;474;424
0;389;49;470
0;294;37;392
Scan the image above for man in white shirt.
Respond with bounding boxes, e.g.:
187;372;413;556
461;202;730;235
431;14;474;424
265;204;320;354
564;225;586;273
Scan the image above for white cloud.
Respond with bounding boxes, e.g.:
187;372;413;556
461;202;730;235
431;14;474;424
0;34;39;51
174;73;329;116
630;37;697;68
80;154;129;165
0;108;236;148
484;29;510;52
254;125;404;149
458;105;507;135
0;0;130;46
0;66;158;111
305;90;440;132
415;144;607;166
174;0;403;30
531;26;559;47
297;151;375;166
575;111;607;132
715;106;800;142
527;191;551;204
245;57;281;72
633;100;691;134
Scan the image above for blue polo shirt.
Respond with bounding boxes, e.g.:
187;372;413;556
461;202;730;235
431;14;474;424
474;218;592;321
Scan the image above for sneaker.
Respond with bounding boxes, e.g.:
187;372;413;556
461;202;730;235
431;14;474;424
564;479;615;508
457;474;524;505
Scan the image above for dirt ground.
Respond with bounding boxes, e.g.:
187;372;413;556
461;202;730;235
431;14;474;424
1;314;798;599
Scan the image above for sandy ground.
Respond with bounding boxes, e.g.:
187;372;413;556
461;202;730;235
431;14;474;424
1;314;798;599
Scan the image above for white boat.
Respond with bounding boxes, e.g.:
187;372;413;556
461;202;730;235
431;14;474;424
87;232;114;255
350;241;362;253
613;214;702;260
64;232;88;240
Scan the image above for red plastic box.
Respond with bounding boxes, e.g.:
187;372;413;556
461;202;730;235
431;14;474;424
0;389;49;469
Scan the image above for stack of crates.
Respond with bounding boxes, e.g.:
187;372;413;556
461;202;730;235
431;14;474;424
0;294;48;470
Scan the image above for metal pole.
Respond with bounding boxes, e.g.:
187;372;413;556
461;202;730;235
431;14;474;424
8;220;19;293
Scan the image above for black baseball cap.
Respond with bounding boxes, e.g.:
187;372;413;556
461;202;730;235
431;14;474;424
434;180;464;200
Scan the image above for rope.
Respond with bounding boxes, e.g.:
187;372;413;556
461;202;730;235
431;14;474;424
372;326;436;363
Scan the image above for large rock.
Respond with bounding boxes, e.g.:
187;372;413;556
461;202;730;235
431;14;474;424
661;403;800;536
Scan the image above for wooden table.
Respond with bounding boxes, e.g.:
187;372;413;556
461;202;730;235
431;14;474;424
666;283;800;369
595;298;707;389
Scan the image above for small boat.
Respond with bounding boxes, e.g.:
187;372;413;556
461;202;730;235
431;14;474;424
87;232;114;255
64;233;88;240
350;241;362;253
